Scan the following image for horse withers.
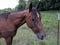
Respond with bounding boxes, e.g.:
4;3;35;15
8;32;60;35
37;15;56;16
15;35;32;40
0;2;46;45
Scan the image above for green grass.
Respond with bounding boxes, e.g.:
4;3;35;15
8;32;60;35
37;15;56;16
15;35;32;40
0;10;59;45
41;11;58;30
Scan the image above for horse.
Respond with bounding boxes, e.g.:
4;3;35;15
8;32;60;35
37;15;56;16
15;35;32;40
0;2;46;45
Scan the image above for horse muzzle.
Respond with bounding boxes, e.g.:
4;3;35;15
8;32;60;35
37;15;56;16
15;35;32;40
36;32;46;40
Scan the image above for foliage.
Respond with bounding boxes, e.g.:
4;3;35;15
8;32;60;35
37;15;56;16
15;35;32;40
0;0;60;11
0;8;16;13
16;0;26;10
40;0;60;10
15;0;60;11
28;0;39;7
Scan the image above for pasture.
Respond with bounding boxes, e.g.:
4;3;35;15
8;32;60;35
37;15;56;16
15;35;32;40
0;10;59;45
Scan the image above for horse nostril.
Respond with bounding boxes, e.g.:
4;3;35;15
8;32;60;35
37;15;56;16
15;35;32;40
36;33;46;40
40;35;44;40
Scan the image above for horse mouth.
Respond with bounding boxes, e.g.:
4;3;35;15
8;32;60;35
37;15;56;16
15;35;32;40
37;35;44;40
36;33;46;40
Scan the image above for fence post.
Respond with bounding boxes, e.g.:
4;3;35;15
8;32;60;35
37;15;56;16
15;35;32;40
57;13;60;45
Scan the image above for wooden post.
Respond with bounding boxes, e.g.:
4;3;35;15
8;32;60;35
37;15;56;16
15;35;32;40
57;20;59;45
57;13;60;45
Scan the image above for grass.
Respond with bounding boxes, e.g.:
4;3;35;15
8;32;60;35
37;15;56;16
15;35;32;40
41;11;58;30
0;10;59;45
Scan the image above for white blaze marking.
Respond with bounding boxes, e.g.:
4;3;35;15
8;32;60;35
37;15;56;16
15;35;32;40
37;13;39;18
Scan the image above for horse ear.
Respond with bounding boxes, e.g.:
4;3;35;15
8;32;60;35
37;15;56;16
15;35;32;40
36;1;40;10
29;2;32;12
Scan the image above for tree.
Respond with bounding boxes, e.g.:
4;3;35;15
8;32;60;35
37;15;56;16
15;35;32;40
15;0;60;11
16;0;26;10
28;0;39;7
40;0;60;10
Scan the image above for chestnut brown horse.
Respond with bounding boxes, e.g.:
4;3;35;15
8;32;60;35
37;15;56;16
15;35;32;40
0;2;46;45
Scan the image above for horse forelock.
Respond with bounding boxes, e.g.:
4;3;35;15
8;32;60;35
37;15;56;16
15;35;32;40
30;7;40;18
32;8;37;15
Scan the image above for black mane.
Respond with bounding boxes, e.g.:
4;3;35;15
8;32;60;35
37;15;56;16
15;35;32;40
0;12;11;19
31;7;37;16
0;9;25;19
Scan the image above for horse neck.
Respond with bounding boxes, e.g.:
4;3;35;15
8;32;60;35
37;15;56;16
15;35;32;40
8;9;29;28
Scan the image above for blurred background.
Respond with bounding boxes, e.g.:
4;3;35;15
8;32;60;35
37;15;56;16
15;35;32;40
0;0;60;45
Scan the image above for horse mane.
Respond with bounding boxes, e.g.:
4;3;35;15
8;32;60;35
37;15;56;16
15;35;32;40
0;9;26;19
0;12;11;19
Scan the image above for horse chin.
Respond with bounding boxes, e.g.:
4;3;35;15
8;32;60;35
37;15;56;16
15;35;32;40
36;32;46;40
